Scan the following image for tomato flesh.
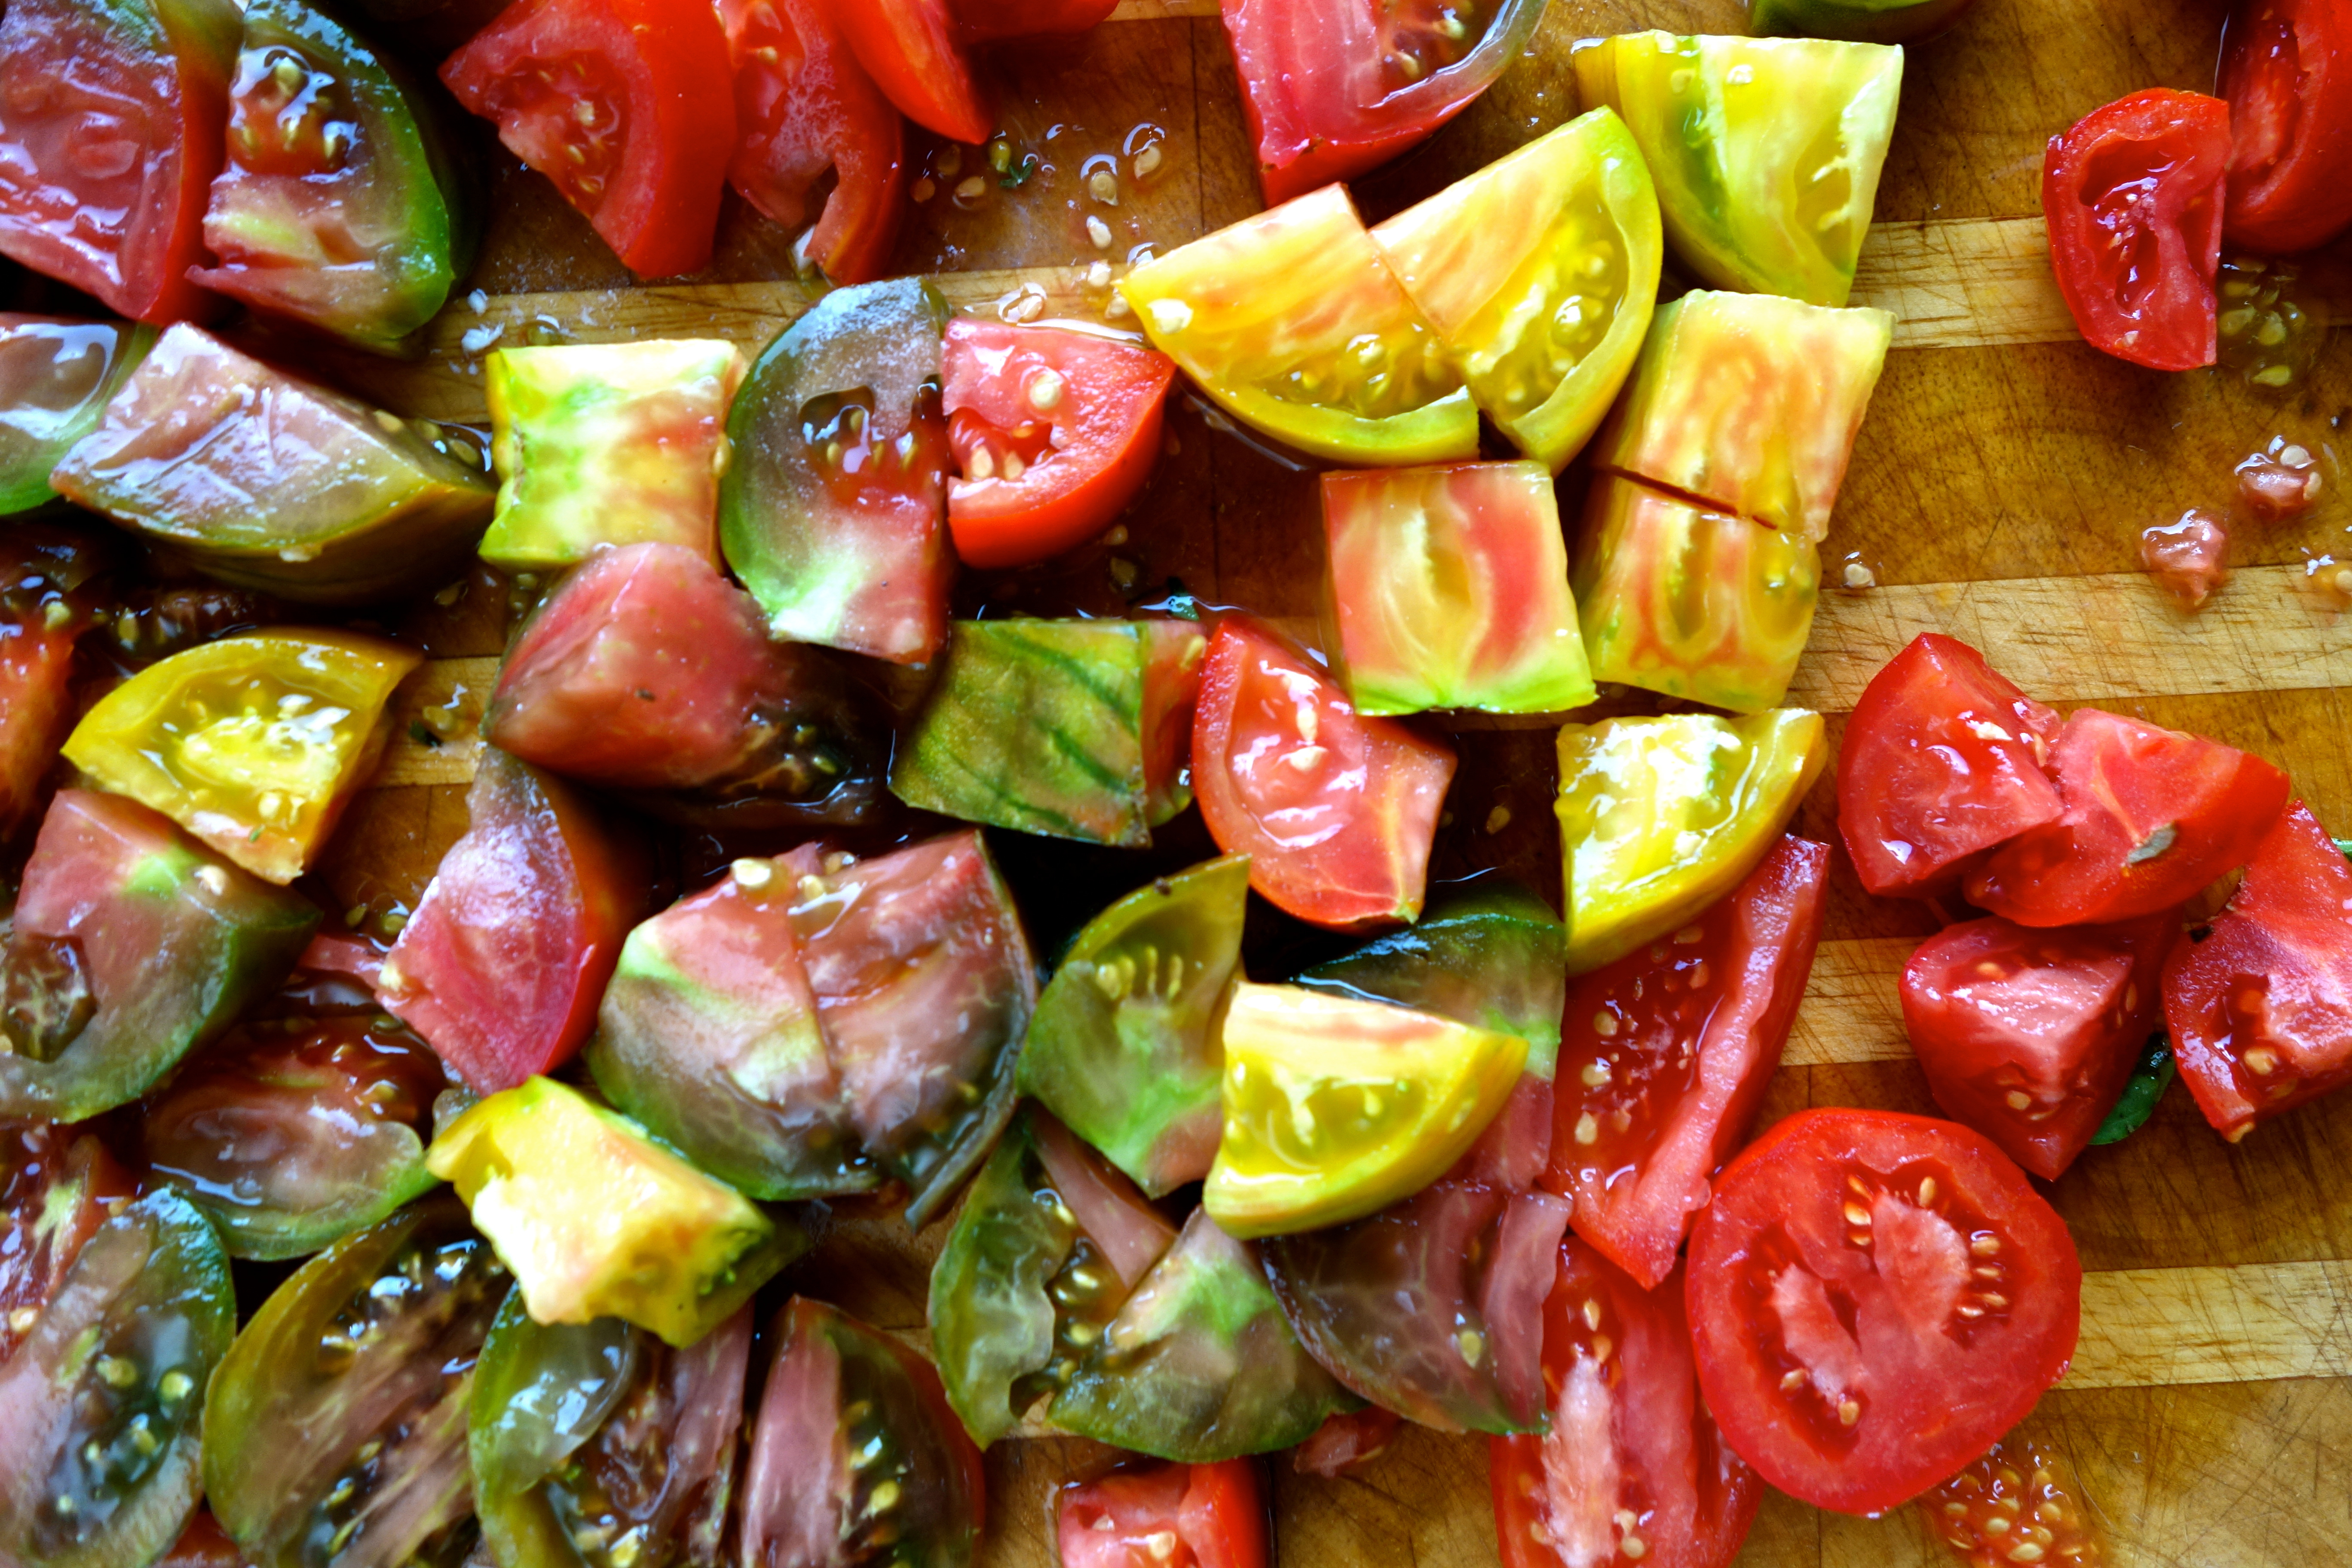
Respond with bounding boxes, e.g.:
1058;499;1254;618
0;1124;134;1364
0;619;79;845
1057;1459;1268;1568
2221;0;2352;254
823;0;992;145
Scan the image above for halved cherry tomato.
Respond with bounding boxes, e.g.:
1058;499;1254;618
950;0;1119;41
1966;709;2288;928
2042;90;2232;371
721;0;906;286
943;320;1176;569
2221;0;2352;254
1191;616;1457;931
2165;800;2352;1141
0;1123;134;1363
823;0;992;145
1056;1459;1268;1568
1685;1110;2082;1516
1491;1242;1761;1568
441;0;736;279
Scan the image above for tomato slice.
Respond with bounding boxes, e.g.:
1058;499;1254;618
1491;1243;1760;1568
721;0;906;286
440;0;736;279
0;1123;134;1364
2165;800;2352;1141
1902;913;2177;1180
821;0;993;145
1222;0;1547;204
943;320;1176;568
2041;89;2233;371
950;0;1119;40
1547;836;1829;1291
0;617;79;845
1056;1459;1268;1568
0;0;237;324
2221;0;2352;254
1685;1110;2082;1516
1966;709;2289;927
1191;615;1457;931
1836;634;2064;899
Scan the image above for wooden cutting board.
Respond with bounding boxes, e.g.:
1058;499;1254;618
318;0;2352;1562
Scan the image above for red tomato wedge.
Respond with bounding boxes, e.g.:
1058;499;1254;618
1544;836;1830;1290
0;621;77;845
441;0;736;279
942;321;1177;569
950;0;1120;42
1685;1109;2082;1516
1056;1459;1268;1568
822;0;993;146
1491;1243;1760;1568
1902;913;2177;1180
2165;800;2352;1142
1;1123;134;1364
2221;0;2352;254
1222;0;1548;204
1836;634;2063;900
0;0;236;324
1965;709;2288;928
2041;89;2232;371
1191;615;1457;931
377;747;640;1093
722;0;907;286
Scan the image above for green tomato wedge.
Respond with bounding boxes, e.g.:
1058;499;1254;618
1369;108;1662;471
1751;0;1978;45
1017;855;1251;1196
1049;1207;1358;1462
1554;708;1828;974
1571;33;1902;307
1120;184;1478;467
1204;983;1527;1238
0;315;152;513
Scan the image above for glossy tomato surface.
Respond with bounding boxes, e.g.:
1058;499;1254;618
824;0;992;144
1686;1110;2082;1515
0;617;79;844
0;1123;133;1363
1056;1459;1268;1568
2221;0;2352;253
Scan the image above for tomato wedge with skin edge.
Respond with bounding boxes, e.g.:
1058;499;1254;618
823;0;993;145
1491;1244;1761;1568
2043;90;2232;371
1192;615;1458;931
0;1123;135;1364
1685;1109;2082;1516
2221;0;2352;254
1056;1459;1268;1568
440;0;736;280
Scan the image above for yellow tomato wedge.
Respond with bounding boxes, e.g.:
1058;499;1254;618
1204;982;1526;1238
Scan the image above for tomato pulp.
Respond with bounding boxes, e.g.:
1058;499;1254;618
2220;0;2352;254
1056;1459;1268;1568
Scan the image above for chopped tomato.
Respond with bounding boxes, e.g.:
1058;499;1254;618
1902;913;2178;1180
1966;709;2288;928
950;0;1119;41
2165;800;2352;1141
1837;634;2063;898
441;0;736;279
1685;1109;2082;1516
1191;616;1457;931
1491;1243;1761;1568
1545;836;1830;1290
1917;1437;2108;1568
0;620;77;845
2042;89;2232;371
943;321;1177;568
1057;1459;1268;1568
722;0;906;286
1292;1408;1404;1477
0;1123;134;1363
2221;0;2352;254
2141;508;2230;609
823;0;992;145
0;0;237;324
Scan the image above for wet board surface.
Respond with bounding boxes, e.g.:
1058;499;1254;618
318;1;2352;1563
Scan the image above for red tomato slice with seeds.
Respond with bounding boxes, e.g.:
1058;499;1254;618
2221;0;2352;254
1191;615;1456;931
1685;1109;2082;1516
943;321;1177;569
441;0;736;279
822;0;993;146
1057;1459;1267;1568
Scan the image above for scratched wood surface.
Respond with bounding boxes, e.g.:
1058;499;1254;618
315;0;2352;1562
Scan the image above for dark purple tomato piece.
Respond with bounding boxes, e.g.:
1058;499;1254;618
0;1123;135;1363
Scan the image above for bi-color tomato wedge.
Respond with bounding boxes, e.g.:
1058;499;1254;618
2221;0;2352;254
1055;1460;1267;1568
824;0;992;145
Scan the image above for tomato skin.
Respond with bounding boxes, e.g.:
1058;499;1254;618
440;0;736;279
2042;90;2233;371
823;0;992;145
1966;709;2289;928
1056;1459;1268;1568
2221;0;2352;254
1686;1109;2082;1516
1191;616;1456;931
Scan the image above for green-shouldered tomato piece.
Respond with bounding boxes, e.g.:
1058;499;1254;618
1573;475;1820;716
1204;982;1527;1238
1369;109;1662;471
1554;709;1827;974
1571;33;1902;307
481;340;748;572
49;325;495;604
1;789;317;1123
1592;290;1893;542
426;1076;799;1349
1018;855;1251;1196
1321;462;1595;717
1751;0;1977;45
1120;184;1478;467
62;626;420;883
0;315;153;512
